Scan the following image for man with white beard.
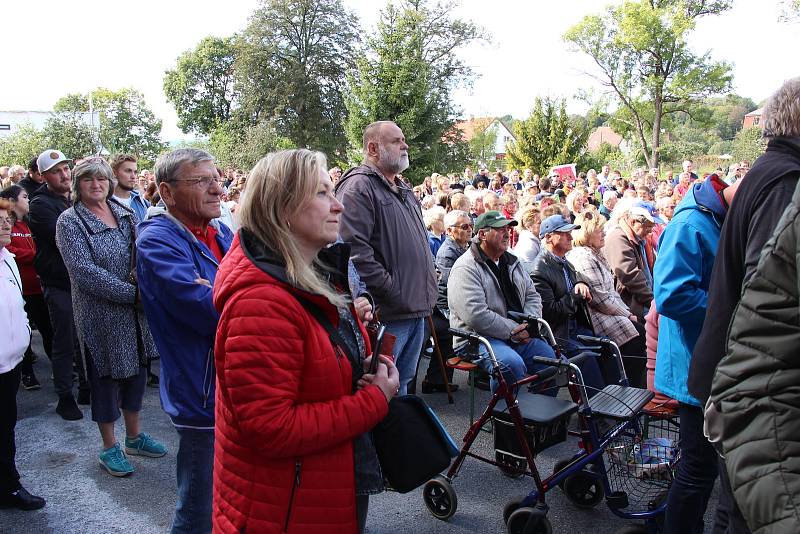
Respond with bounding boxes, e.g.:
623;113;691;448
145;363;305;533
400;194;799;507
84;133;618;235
335;121;437;395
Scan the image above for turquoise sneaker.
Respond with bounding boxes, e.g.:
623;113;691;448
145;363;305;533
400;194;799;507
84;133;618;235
99;444;134;477
124;432;167;458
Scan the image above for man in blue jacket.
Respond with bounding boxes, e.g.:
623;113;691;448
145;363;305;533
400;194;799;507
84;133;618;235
653;173;741;534
136;148;232;534
111;154;150;222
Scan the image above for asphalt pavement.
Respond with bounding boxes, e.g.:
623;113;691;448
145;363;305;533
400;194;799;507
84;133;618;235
3;334;718;534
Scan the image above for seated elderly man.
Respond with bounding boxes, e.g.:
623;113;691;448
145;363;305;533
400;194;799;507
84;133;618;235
448;210;556;391
531;214;607;393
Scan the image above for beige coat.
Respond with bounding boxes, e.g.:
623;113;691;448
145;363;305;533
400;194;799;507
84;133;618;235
566;246;637;346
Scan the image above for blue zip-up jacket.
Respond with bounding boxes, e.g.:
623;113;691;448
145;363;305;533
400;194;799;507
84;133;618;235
128;190;149;222
136;207;233;428
653;176;728;406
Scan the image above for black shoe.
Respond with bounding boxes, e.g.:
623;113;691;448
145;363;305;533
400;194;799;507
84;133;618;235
421;382;459;394
77;388;91;405
147;373;159;388
56;395;83;420
21;373;41;391
473;375;491;391
0;487;46;511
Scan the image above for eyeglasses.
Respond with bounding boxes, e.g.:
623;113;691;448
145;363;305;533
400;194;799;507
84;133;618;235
170;176;219;189
450;223;473;231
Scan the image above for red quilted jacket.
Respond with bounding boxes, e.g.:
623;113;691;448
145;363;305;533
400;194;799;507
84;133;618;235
212;234;389;534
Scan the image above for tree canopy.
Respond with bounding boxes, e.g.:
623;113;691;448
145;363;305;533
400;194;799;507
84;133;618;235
564;0;733;168
505;97;591;176
163;36;238;135
54;88;165;165
234;0;360;157
343;0;480;182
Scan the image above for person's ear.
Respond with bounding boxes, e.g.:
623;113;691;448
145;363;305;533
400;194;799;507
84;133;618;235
159;182;175;207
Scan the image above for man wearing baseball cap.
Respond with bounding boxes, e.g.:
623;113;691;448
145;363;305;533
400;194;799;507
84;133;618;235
28;149;89;421
603;200;664;321
447;210;557;392
531;214;607;393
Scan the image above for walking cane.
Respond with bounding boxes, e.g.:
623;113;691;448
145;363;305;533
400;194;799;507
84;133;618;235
426;315;454;404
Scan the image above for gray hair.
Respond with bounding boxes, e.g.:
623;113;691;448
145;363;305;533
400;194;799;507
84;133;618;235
71;158;115;203
154;148;215;185
762;77;800;139
444;209;469;228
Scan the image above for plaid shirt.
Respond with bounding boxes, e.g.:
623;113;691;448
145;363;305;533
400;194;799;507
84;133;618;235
566;246;638;346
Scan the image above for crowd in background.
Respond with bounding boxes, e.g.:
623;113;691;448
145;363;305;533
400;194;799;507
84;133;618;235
1;76;798;534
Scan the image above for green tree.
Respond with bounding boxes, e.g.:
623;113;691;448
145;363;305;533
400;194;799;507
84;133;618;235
505;97;591;176
163;36;238;135
344;0;480;183
731;126;766;163
467;119;497;167
564;0;733;168
208;120;294;170
0;123;47;166
234;0;360;158
42;113;99;160
54;88;165;166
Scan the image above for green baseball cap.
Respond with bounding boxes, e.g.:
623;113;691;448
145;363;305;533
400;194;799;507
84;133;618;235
474;210;518;231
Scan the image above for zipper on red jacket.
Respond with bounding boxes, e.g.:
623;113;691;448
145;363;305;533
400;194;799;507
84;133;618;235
282;460;303;532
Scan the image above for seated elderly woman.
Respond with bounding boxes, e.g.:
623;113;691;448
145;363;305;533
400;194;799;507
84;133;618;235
212;149;399;534
566;212;647;387
55;158;165;477
512;206;542;271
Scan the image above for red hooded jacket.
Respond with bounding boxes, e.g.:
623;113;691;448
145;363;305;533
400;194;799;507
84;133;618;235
7;219;41;295
212;233;389;534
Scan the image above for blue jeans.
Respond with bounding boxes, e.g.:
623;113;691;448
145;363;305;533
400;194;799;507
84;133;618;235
663;403;719;534
172;428;214;534
385;317;426;395
482;337;557;394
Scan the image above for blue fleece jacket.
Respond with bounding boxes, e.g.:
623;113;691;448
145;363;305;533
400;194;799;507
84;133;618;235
136;209;233;428
653;177;727;406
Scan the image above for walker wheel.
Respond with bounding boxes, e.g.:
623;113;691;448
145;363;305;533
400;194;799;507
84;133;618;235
506;507;552;534
613;524;648;534
422;475;457;520
503;499;523;524
562;471;604;509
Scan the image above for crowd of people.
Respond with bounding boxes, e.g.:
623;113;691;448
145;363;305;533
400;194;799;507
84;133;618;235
1;76;798;534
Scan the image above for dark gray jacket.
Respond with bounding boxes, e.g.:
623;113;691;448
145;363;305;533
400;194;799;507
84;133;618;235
709;177;800;534
435;236;468;312
335;164;437;321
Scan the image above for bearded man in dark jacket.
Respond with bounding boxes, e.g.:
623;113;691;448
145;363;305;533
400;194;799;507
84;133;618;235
690;77;800;534
335;121;438;395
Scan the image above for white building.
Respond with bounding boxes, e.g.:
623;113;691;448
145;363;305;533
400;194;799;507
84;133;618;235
0;110;100;138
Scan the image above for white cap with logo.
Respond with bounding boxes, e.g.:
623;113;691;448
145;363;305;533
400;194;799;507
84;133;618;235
36;149;72;174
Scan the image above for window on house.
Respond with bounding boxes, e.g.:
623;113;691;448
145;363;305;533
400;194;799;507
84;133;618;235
0;124;10;131
753;117;760;125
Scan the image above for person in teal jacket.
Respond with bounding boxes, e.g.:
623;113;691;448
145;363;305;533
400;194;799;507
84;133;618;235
653;173;740;534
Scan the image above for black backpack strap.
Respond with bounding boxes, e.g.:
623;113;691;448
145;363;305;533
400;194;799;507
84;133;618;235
291;293;362;381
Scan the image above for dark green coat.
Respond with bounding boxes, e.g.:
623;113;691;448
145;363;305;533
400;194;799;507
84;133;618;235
710;178;800;534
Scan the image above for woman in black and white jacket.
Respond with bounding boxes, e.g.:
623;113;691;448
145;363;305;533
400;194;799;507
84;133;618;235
0;198;45;511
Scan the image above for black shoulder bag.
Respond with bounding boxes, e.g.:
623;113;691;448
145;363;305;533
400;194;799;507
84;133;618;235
291;294;458;493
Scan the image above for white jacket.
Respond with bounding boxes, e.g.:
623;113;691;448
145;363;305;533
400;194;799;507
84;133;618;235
0;248;30;373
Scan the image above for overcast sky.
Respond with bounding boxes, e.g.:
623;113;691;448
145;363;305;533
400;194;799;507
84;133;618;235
2;0;797;141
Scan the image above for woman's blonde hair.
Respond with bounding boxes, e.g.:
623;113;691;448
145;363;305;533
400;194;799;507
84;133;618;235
518;206;540;231
572;211;607;247
238;149;347;307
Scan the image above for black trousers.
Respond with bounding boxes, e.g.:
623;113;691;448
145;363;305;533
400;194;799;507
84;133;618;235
0;363;21;494
21;293;54;375
423;311;455;385
42;286;87;397
715;456;753;534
